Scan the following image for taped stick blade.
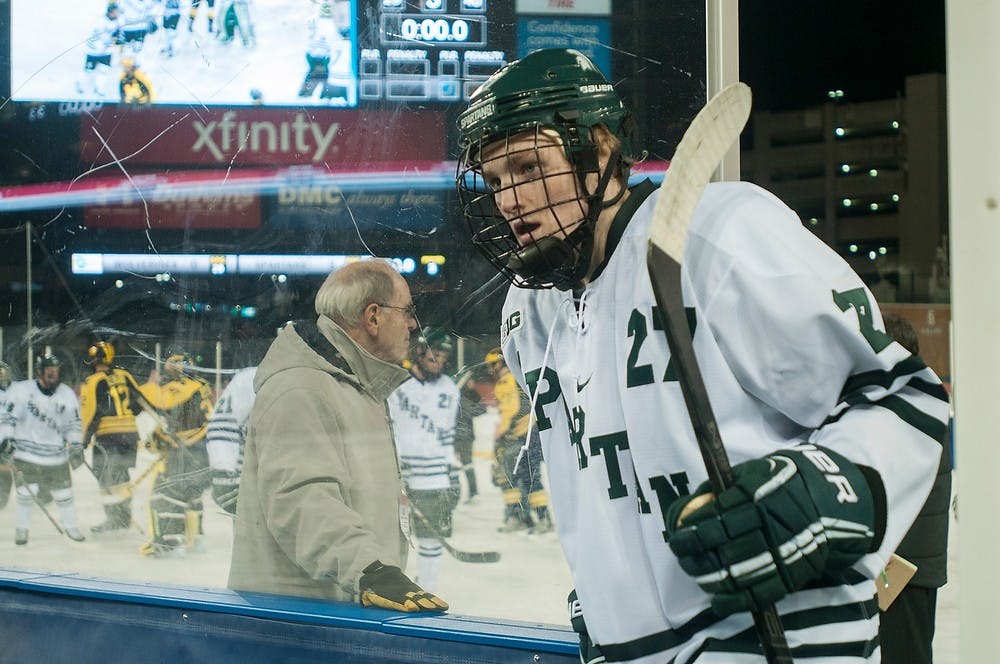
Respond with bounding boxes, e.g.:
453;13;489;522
647;82;752;263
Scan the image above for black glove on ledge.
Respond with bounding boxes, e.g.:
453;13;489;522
666;443;884;617
359;561;449;613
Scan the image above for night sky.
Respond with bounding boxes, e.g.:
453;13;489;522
739;1;947;111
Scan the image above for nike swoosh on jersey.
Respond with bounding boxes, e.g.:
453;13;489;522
576;376;593;392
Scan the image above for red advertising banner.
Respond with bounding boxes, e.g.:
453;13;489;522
84;192;261;230
78;108;447;168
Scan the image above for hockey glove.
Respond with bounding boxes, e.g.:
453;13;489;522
568;589;606;664
0;439;14;464
359;561;449;613
68;446;85;470
211;470;240;515
666;443;877;617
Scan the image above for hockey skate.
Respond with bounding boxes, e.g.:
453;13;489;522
14;528;28;546
139;540;186;558
529;515;554;535
90;518;128;535
91;503;131;535
64;528;86;543
497;515;530;533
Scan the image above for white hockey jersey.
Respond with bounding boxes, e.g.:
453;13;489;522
501;180;950;663
206;366;257;474
388;372;460;492
84;14;123;58
0;379;83;467
117;0;157;31
306;15;347;60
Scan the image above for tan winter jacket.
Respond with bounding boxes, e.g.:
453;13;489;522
228;316;410;601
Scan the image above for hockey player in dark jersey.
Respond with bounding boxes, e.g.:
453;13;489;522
138;352;213;557
119;57;154;105
456;48;950;662
485;347;552;534
79;342;144;534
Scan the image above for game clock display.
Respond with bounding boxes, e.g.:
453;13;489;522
361;0;513;103
381;14;486;46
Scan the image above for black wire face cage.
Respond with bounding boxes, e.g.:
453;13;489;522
457;126;603;290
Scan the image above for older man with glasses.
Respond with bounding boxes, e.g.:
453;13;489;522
229;258;448;613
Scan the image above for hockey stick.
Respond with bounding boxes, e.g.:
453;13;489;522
646;82;792;664
408;502;501;563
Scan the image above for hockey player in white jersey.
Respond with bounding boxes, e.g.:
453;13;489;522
77;3;124;98
0;355;87;545
117;0;158;59
298;1;351;104
0;362;14;509
206;365;257;515
388;328;461;593
456;49;950;663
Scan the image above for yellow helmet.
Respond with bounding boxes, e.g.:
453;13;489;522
87;341;115;366
484;347;503;366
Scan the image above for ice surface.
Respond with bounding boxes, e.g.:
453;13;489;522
0;409;574;627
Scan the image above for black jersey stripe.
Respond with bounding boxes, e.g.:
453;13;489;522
682;628;879;661
907;375;951;401
823;390;948;444
599;593;878;662
839;356;949;402
668;598;879;663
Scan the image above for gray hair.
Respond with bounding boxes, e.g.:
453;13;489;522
314;258;399;327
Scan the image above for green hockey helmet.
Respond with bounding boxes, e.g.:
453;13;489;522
458;49;633;168
411;327;453;361
456;49;636;290
37;354;61;370
420;327;454;353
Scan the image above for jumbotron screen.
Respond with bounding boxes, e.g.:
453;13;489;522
8;0;514;108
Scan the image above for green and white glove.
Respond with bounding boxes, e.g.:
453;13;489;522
666;443;879;617
568;589;606;664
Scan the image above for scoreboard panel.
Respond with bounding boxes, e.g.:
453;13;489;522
359;0;514;103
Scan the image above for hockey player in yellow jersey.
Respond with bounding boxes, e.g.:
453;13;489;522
485;348;552;534
79;342;144;534
138;352;213;557
119;57;154;105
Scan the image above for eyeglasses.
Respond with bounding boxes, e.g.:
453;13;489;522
375;302;418;320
